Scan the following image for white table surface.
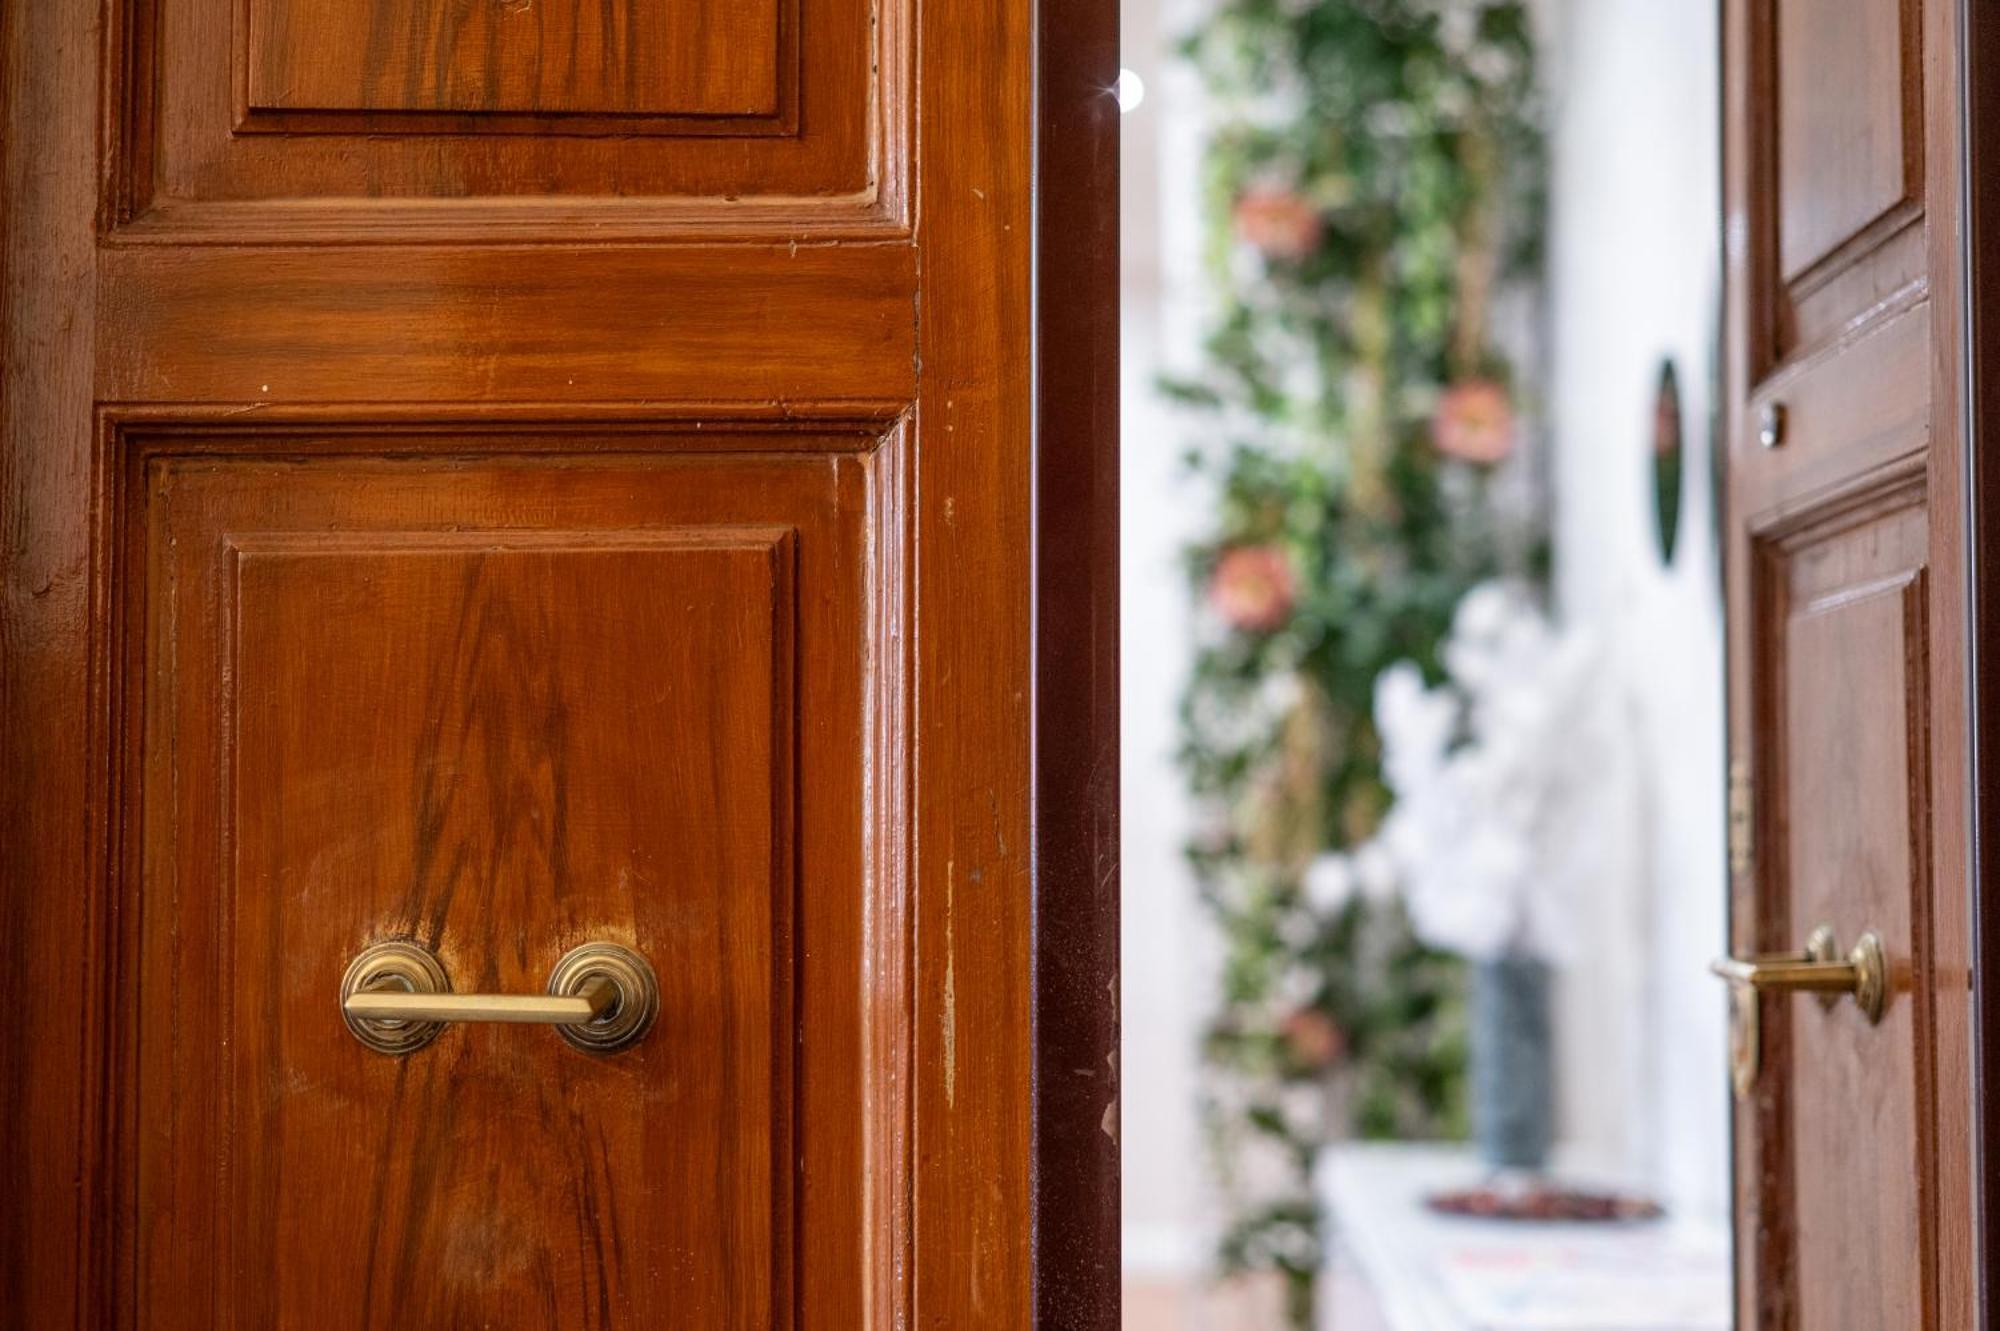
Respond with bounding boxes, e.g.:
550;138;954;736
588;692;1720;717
1322;1144;1731;1331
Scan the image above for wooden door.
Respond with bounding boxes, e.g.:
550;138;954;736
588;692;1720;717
0;0;1120;1327
1721;0;1977;1326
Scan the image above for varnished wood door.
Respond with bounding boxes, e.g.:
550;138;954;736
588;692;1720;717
1721;0;1977;1326
0;0;1121;1326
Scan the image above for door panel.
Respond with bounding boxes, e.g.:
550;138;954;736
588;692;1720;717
1723;0;1974;1326
0;0;1088;1312
246;0;785;119
123;444;895;1327
1756;485;1933;1329
224;532;786;1327
1761;0;1925;362
113;0;894;237
1774;0;1919;284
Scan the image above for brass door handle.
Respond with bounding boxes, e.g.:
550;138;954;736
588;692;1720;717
1709;923;1888;1024
341;940;659;1055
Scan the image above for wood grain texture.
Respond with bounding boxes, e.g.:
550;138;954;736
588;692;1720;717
909;0;1038;1320
1775;0;1921;281
248;0;784;120
0;0;104;1325
1916;2;1977;1320
1755;483;1935;1329
1723;0;1978;1325
108;436;901;1329
111;0;898;237
97;245;918;405
183;523;790;1329
1738;0;1926;371
3;0;1112;1313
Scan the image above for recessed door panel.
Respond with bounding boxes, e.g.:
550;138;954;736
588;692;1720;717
1755;489;1934;1329
110;0;899;238
121;441;897;1329
1737;0;1925;367
1775;0;1917;282
247;0;783;119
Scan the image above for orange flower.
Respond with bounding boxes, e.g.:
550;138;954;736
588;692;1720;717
1233;188;1323;261
1432;379;1516;464
1281;1007;1346;1072
1209;545;1297;633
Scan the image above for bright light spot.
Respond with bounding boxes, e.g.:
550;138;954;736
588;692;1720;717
1115;67;1146;114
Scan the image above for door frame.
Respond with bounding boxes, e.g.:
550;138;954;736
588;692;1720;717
1032;0;1122;1325
1958;0;2000;1319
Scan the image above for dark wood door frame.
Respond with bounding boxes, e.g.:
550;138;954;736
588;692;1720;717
1032;0;1122;1325
1958;0;2000;1321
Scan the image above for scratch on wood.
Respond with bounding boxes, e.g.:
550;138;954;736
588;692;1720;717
943;857;957;1108
1101;975;1119;1142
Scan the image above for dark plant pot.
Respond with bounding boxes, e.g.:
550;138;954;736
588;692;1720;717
1470;954;1554;1173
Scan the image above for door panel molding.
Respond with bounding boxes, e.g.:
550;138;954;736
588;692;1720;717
1744;470;1940;1327
240;0;798;131
85;418;915;1325
1734;0;1929;373
104;0;910;240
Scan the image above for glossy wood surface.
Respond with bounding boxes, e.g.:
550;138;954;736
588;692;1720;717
1774;0;1919;283
126;448;877;1328
1959;1;2000;1320
106;446;897;1329
113;0;888;235
248;0;784;119
0;0;1118;1315
1755;482;1934;1328
1723;0;1976;1325
96;246;917;403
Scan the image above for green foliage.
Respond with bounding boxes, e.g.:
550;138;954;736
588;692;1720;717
1170;0;1544;1322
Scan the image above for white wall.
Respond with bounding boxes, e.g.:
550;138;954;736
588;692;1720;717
1544;0;1730;1221
1119;0;1222;1275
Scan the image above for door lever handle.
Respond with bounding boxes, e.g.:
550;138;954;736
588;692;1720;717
343;978;616;1026
1709;923;1888;1024
341;940;659;1055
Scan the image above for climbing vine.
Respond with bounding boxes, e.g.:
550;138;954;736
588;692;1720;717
1166;1;1545;1322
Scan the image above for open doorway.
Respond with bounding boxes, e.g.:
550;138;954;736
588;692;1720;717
1123;2;1725;1324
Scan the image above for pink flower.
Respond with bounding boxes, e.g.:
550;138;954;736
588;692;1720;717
1432;379;1516;464
1233;188;1323;261
1209;545;1298;633
1281;1007;1346;1072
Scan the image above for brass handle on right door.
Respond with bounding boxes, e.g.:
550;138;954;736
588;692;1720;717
1709;923;1888;1024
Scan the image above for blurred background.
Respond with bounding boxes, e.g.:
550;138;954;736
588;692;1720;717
1118;1;1733;1326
